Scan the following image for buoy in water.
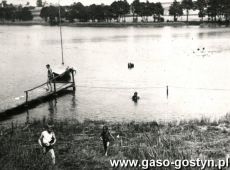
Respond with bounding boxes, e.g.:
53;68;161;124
128;63;134;69
166;86;169;99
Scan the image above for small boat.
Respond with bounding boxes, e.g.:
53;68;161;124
52;65;76;82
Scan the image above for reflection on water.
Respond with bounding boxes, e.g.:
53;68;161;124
26;109;30;124
48;98;57;123
21;96;61;126
71;93;76;109
24;97;58;125
198;29;230;38
1;25;230;125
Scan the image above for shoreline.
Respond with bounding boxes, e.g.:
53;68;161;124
0;21;186;27
63;21;187;27
0;21;49;26
1;116;230;169
1;21;228;27
0;21;208;27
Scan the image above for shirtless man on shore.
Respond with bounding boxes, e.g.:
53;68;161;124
38;124;56;165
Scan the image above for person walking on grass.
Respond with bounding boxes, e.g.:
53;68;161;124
100;125;115;156
46;64;53;91
38;124;56;165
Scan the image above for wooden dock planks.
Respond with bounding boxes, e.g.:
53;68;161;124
0;82;74;115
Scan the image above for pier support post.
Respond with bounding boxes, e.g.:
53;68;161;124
53;81;57;96
71;70;76;91
25;91;28;106
166;85;169;99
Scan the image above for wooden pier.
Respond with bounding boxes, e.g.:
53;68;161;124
0;68;76;118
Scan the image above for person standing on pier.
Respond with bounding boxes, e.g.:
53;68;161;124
38;124;56;165
46;64;53;91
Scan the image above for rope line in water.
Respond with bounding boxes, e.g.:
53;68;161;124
170;85;230;91
76;84;230;92
76;85;164;90
1;84;230;106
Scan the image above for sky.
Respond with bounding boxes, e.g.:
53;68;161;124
6;0;173;6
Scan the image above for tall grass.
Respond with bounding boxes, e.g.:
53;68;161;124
1;116;230;169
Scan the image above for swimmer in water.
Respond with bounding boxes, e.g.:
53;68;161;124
132;92;140;102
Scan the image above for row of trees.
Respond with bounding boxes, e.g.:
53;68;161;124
131;0;164;22
40;0;230;24
40;0;164;23
1;0;230;23
169;0;230;22
0;1;33;21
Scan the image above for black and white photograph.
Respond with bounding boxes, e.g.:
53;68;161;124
0;0;230;169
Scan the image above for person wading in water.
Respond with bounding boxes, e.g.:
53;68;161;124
132;92;140;103
38;124;56;165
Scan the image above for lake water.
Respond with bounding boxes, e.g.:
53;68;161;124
1;25;230;125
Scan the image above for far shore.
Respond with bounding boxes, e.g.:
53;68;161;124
0;20;186;27
0;20;229;27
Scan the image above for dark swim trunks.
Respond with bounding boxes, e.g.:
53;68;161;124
42;140;54;153
43;145;53;153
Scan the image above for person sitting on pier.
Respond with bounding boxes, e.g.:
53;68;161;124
38;124;56;165
132;92;140;103
46;64;53;91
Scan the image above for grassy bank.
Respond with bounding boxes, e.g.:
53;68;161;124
1;116;230;170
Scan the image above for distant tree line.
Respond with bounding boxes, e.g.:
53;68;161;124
0;1;33;21
131;0;164;22
40;0;230;24
1;0;230;24
39;0;164;24
169;0;230;22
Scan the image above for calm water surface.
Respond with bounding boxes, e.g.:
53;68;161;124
1;25;230;125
